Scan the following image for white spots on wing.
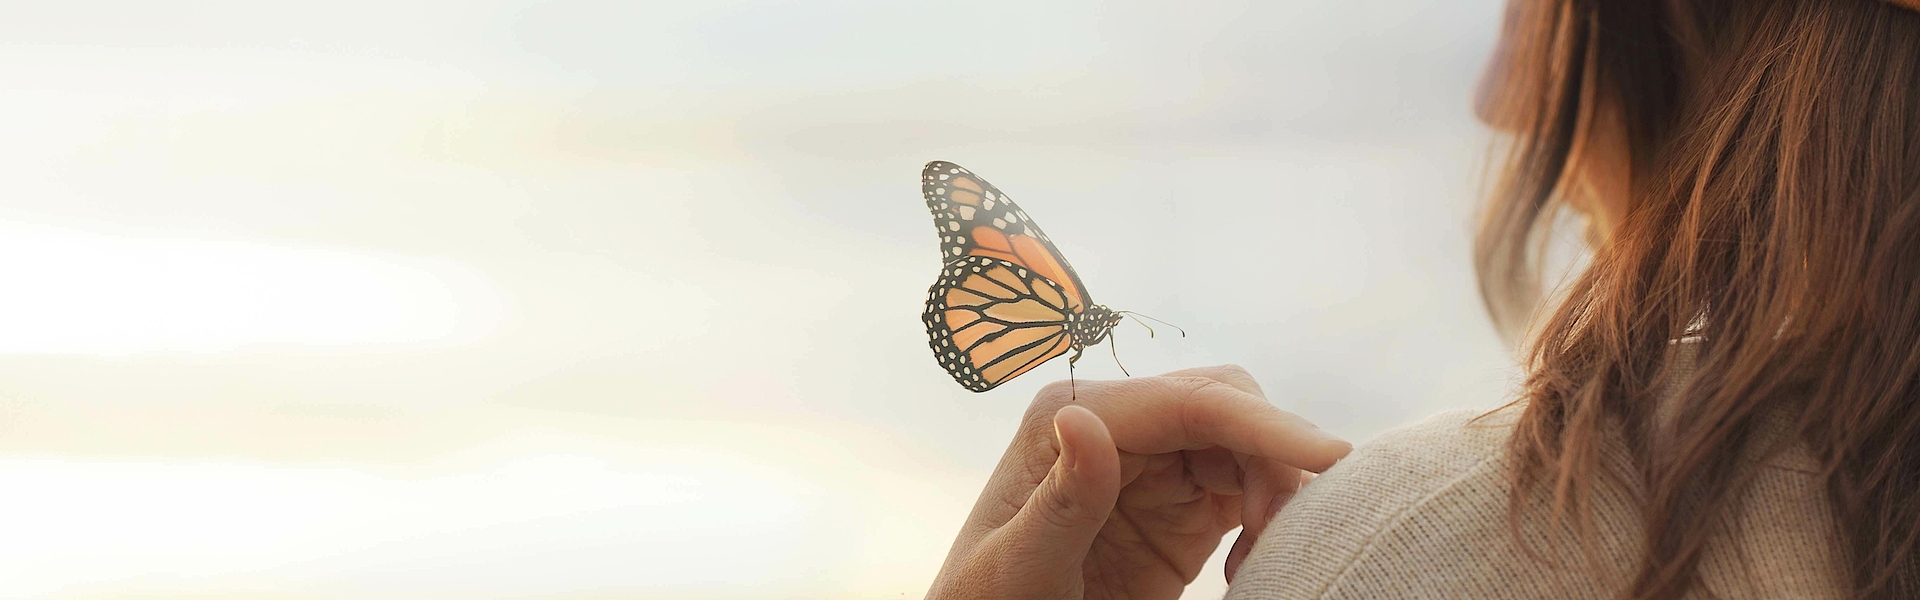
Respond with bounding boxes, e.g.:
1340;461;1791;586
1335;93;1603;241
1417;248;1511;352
950;247;962;256
991;218;1006;229
1005;212;1019;223
956;206;976;220
955;236;966;245
982;198;996;211
935;187;946;195
938;174;950;180
946;221;960;231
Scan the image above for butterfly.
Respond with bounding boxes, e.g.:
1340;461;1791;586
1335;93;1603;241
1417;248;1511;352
920;160;1172;392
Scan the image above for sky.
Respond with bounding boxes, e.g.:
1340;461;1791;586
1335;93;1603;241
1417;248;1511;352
0;1;1513;598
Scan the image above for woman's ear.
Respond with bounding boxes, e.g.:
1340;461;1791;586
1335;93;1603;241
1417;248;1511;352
1569;92;1632;245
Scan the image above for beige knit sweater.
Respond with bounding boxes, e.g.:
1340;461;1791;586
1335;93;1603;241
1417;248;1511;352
1226;400;1848;599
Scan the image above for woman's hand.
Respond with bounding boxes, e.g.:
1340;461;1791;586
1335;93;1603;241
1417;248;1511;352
927;365;1352;600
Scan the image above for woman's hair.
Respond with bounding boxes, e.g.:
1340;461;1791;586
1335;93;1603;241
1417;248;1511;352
1477;0;1920;598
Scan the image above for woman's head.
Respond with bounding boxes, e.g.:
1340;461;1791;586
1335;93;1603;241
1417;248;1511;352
1475;5;1637;250
1474;1;1920;598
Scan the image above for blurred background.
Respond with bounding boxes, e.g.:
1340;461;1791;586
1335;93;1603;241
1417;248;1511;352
0;1;1515;598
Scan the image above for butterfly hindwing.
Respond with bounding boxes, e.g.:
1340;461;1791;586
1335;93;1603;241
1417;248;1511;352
922;161;1092;311
924;255;1076;392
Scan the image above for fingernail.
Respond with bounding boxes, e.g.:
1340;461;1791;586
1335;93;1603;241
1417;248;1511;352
1055;419;1078;472
1314;427;1352;449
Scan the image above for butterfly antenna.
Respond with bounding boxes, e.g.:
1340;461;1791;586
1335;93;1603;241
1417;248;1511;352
1109;334;1131;377
1119;311;1188;338
1069;361;1078;403
1125;315;1157;338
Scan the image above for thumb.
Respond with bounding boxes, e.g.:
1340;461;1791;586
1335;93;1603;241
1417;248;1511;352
997;405;1122;569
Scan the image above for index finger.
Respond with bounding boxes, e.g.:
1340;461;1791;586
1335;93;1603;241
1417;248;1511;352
1041;376;1352;472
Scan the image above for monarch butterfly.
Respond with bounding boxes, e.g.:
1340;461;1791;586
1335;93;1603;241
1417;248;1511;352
920;161;1174;392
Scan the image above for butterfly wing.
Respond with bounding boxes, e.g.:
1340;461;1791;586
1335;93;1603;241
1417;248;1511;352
922;161;1093;311
924;255;1077;392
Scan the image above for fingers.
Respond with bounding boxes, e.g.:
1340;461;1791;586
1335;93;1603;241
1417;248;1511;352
1034;374;1350;473
991;405;1123;576
1224;468;1312;583
939;364;1345;599
1185;446;1244;495
1237;457;1307;538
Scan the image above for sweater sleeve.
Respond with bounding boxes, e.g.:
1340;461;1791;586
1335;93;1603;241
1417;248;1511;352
1225;403;1848;599
1223;408;1519;599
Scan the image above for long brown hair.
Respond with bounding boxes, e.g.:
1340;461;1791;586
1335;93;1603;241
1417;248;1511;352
1477;0;1920;598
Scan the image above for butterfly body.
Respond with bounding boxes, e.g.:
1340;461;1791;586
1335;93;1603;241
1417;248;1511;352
919;161;1125;392
1065;305;1125;360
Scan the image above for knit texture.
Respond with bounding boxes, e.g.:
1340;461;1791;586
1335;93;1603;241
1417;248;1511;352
1226;351;1847;599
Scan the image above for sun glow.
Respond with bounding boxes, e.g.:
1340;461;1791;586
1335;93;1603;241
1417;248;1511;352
0;223;506;356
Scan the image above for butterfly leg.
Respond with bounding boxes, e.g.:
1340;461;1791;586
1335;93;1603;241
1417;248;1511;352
1108;333;1131;377
1067;348;1086;402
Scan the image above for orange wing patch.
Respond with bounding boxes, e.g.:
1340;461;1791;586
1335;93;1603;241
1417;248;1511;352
1010;235;1082;310
922;161;1093;310
979;333;1071;383
923;256;1075;392
970;226;1013;253
949;176;985;204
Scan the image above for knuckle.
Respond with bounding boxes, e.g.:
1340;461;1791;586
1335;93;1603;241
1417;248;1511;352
1155;374;1204;387
1034;380;1075;407
1218;364;1267;395
1196;378;1253;402
1038;378;1074;398
1181;380;1248;433
1114;376;1194;410
1025;381;1075;419
1161;375;1219;395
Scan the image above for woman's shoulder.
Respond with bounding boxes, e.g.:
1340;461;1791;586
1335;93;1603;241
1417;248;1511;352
1225;404;1847;600
1280;406;1519;517
1225;406;1539;599
1273;406;1520;514
1332;405;1519;478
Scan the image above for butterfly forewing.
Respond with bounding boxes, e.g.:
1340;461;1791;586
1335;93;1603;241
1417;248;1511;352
924;256;1075;392
922;161;1093;311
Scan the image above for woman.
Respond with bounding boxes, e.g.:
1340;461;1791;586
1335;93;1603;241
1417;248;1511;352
926;0;1920;598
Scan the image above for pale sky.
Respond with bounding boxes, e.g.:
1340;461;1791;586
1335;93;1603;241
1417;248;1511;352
0;1;1512;598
